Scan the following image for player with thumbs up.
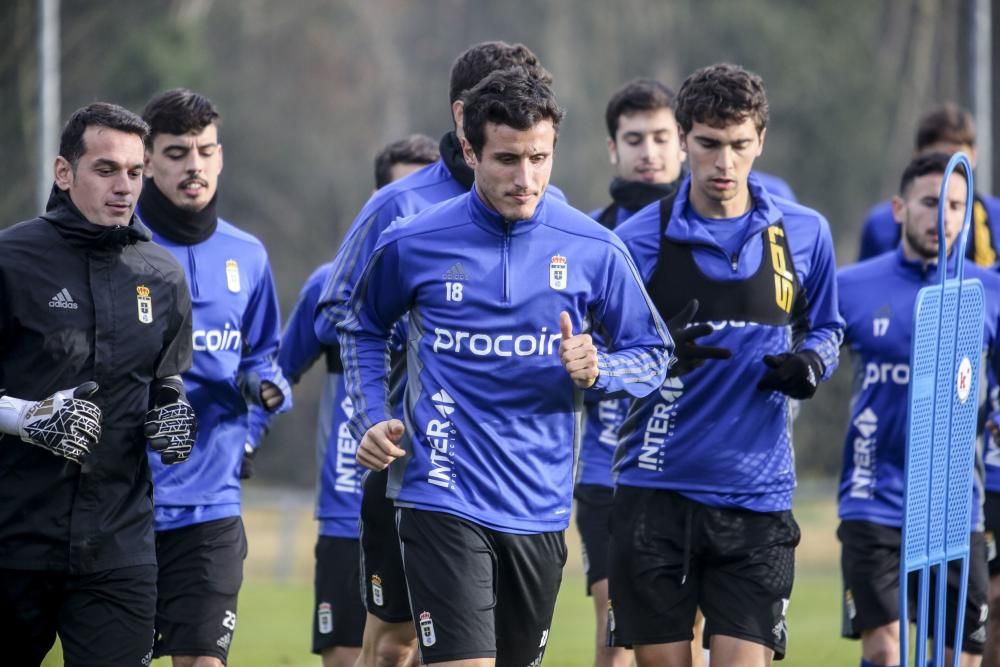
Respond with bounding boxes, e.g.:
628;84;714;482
341;69;672;667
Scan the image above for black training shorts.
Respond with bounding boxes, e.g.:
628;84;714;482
609;486;799;660
983;491;1000;576
0;565;156;666
153;516;247;662
312;536;366;653
396;507;566;665
838;520;988;654
574;483;614;594
359;469;412;622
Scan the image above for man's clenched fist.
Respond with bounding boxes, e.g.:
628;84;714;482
356;419;406;471
558;311;599;389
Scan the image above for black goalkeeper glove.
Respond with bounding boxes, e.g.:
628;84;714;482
239;442;256;480
144;385;198;465
757;350;824;399
7;382;102;464
666;299;732;377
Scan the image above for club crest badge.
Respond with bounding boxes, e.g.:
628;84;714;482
226;259;241;293
549;254;567;290
317;602;333;634
136;285;153;324
371;575;384;607
419;611;437;646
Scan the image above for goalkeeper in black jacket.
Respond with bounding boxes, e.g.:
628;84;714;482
0;103;196;666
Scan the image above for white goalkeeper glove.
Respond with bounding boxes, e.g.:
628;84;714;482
0;382;102;464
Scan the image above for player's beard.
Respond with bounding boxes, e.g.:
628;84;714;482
903;218;943;261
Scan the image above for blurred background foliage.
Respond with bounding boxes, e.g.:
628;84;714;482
1;0;995;486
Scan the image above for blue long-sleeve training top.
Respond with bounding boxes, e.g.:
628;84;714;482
612;173;844;512
837;248;1000;530
339;187;673;534
145;219;291;532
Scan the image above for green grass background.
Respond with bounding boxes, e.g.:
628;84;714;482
43;492;857;666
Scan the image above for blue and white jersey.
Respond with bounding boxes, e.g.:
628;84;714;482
249;262;364;538
144;218;290;532
613;174;843;512
340;188;673;534
838;248;1000;528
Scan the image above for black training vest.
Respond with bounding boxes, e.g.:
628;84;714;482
647;193;802;325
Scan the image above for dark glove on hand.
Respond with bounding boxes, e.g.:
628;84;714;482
259;380;284;412
241;373;287;413
666;299;732;377
20;382;102;464
145;386;198;465
757;350;824;399
239;442;256;480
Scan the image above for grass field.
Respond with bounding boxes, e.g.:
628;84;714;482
43;491;859;666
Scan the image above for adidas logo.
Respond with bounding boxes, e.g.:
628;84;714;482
442;262;468;281
49;288;79;310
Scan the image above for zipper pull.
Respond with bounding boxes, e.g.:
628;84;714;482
730;253;739;271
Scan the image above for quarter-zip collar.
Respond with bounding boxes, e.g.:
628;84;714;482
466;183;547;237
664;172;780;247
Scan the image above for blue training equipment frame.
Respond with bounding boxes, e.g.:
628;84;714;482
899;152;986;667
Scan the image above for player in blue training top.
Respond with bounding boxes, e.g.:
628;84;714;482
609;63;844;667
858;103;1000;267
138;89;291;667
985;371;1000;666
314;42;559;667
578;77;686;667
838;152;1000;667
341;69;673;667
589;79;685;230
249;134;438;667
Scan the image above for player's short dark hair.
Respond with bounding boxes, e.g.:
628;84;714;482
449;41;552;105
373;134;440;189
141;88;220;149
899;151;968;195
58;102;149;171
915;102;976;151
461;68;565;159
674;63;768;135
604;79;676;139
